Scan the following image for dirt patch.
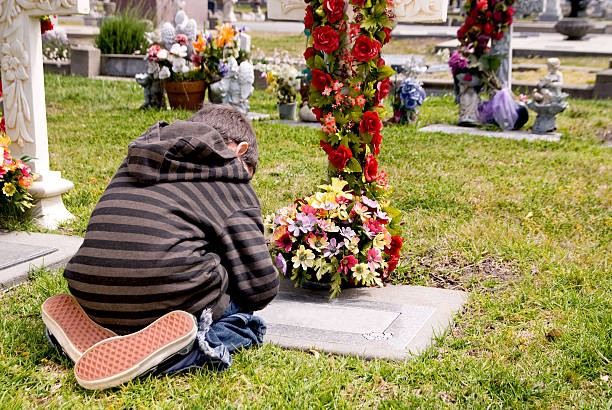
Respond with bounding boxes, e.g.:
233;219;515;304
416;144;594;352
597;128;612;146
399;251;519;291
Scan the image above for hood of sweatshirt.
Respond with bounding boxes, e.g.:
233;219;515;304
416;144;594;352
126;120;251;184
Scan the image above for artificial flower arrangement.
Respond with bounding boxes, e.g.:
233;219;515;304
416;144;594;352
265;0;404;296
40;15;55;35
0;134;37;218
145;34;206;83
391;78;426;125
266;178;403;297
191;24;250;84
42;26;71;63
265;63;301;104
455;0;516;91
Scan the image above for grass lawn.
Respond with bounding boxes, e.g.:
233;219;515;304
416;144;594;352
1;74;611;407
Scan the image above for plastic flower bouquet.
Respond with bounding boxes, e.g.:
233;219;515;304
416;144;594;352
265;179;403;297
391;78;426;125
192;24;250;83
0;134;37;219
265;63;301;104
145;34;206;83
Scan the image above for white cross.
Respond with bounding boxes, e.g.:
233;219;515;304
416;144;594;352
1;0;89;229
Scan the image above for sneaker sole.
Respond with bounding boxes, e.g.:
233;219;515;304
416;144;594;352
74;311;197;390
41;293;117;362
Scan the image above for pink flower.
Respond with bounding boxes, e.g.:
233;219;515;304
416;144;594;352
275;232;293;251
338;255;358;275
175;34;189;46
367;248;383;271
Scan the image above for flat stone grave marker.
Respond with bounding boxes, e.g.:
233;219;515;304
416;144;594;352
419;124;561;142
0;241;57;270
258;280;467;360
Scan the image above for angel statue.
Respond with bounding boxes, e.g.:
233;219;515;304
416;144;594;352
160;9;198;54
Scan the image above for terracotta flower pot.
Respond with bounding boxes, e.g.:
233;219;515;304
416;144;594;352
164;80;207;111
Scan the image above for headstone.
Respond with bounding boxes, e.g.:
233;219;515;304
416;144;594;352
258;280;467;359
70;45;101;78
267;0;448;22
540;0;563;21
594;68;612;99
491;0;545;87
0;0;89;229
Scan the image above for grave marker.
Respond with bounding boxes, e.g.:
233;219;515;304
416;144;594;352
0;0;89;229
491;0;544;87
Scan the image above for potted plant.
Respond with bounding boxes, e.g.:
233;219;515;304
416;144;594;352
95;10;149;77
265;63;300;120
146;35;208;110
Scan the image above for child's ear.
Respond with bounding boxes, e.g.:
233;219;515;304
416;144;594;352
236;142;248;157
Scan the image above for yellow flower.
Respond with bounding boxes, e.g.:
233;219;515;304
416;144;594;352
351;263;371;282
0;135;10;147
307;233;329;252
2;182;16;197
291;245;315;271
192;34;207;53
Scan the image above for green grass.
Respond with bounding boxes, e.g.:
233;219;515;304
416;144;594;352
1;74;611;407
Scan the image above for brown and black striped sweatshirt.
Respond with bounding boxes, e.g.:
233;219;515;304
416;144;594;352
64;120;279;334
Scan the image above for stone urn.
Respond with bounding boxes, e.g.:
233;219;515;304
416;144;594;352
555;18;593;40
278;102;298;120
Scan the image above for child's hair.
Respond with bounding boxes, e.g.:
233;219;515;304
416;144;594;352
187;104;258;174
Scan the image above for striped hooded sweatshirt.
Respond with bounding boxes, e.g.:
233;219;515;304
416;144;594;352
64;120;279;334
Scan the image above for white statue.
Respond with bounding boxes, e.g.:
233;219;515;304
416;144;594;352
160;9;198;52
532;58;564;105
209;57;254;114
223;0;238;23
456;73;481;126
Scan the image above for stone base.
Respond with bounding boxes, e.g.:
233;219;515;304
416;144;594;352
247;112;271;121
419;124;561;142
28;171;75;230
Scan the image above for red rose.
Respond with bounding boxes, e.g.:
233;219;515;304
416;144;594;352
507;7;515;16
328;145;352;170
313;107;324;120
376;77;391;105
313;26;340;53
382;27;392;44
371;132;382;155
0;117;5;134
465;16;476;26
457;26;466;40
377;57;386;67
464;74;473;82
320;140;332;153
386;254;400;274
493;31;504;40
304;5;314;30
484;23;493;34
324;0;344;24
385;235;404;256
310;69;332;92
359;110;382;136
364;154;378;182
351;35;382;62
486;10;492;18
40;19;54;35
351;0;366;6
493;11;503;22
304;46;316;61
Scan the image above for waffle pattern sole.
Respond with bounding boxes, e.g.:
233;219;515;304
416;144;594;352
74;310;197;390
41;293;117;362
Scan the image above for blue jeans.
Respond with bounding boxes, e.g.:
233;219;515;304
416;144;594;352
156;301;266;374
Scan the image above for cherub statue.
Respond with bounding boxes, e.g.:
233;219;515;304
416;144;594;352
209;57;254;114
135;73;166;109
223;0;238;23
532;58;564;105
160;9;197;53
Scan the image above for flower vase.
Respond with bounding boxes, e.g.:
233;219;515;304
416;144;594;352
164;80;207;111
278;102;298;120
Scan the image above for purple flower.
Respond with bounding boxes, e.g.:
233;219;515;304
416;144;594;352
323;238;344;258
297;213;317;232
448;50;468;75
339;227;356;241
219;62;229;76
375;209;389;221
361;195;379;209
275;253;287;276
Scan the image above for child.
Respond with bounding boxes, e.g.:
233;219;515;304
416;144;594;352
41;104;279;389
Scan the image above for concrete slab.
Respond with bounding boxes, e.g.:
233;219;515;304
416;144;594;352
258;280;468;360
0;241;57;270
265;119;320;128
419;124;561;142
0;231;83;288
436;33;612;58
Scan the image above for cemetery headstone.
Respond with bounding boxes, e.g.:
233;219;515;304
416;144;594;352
539;0;563;21
0;0;90;229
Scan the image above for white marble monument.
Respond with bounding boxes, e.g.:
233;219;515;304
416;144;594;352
0;0;89;229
